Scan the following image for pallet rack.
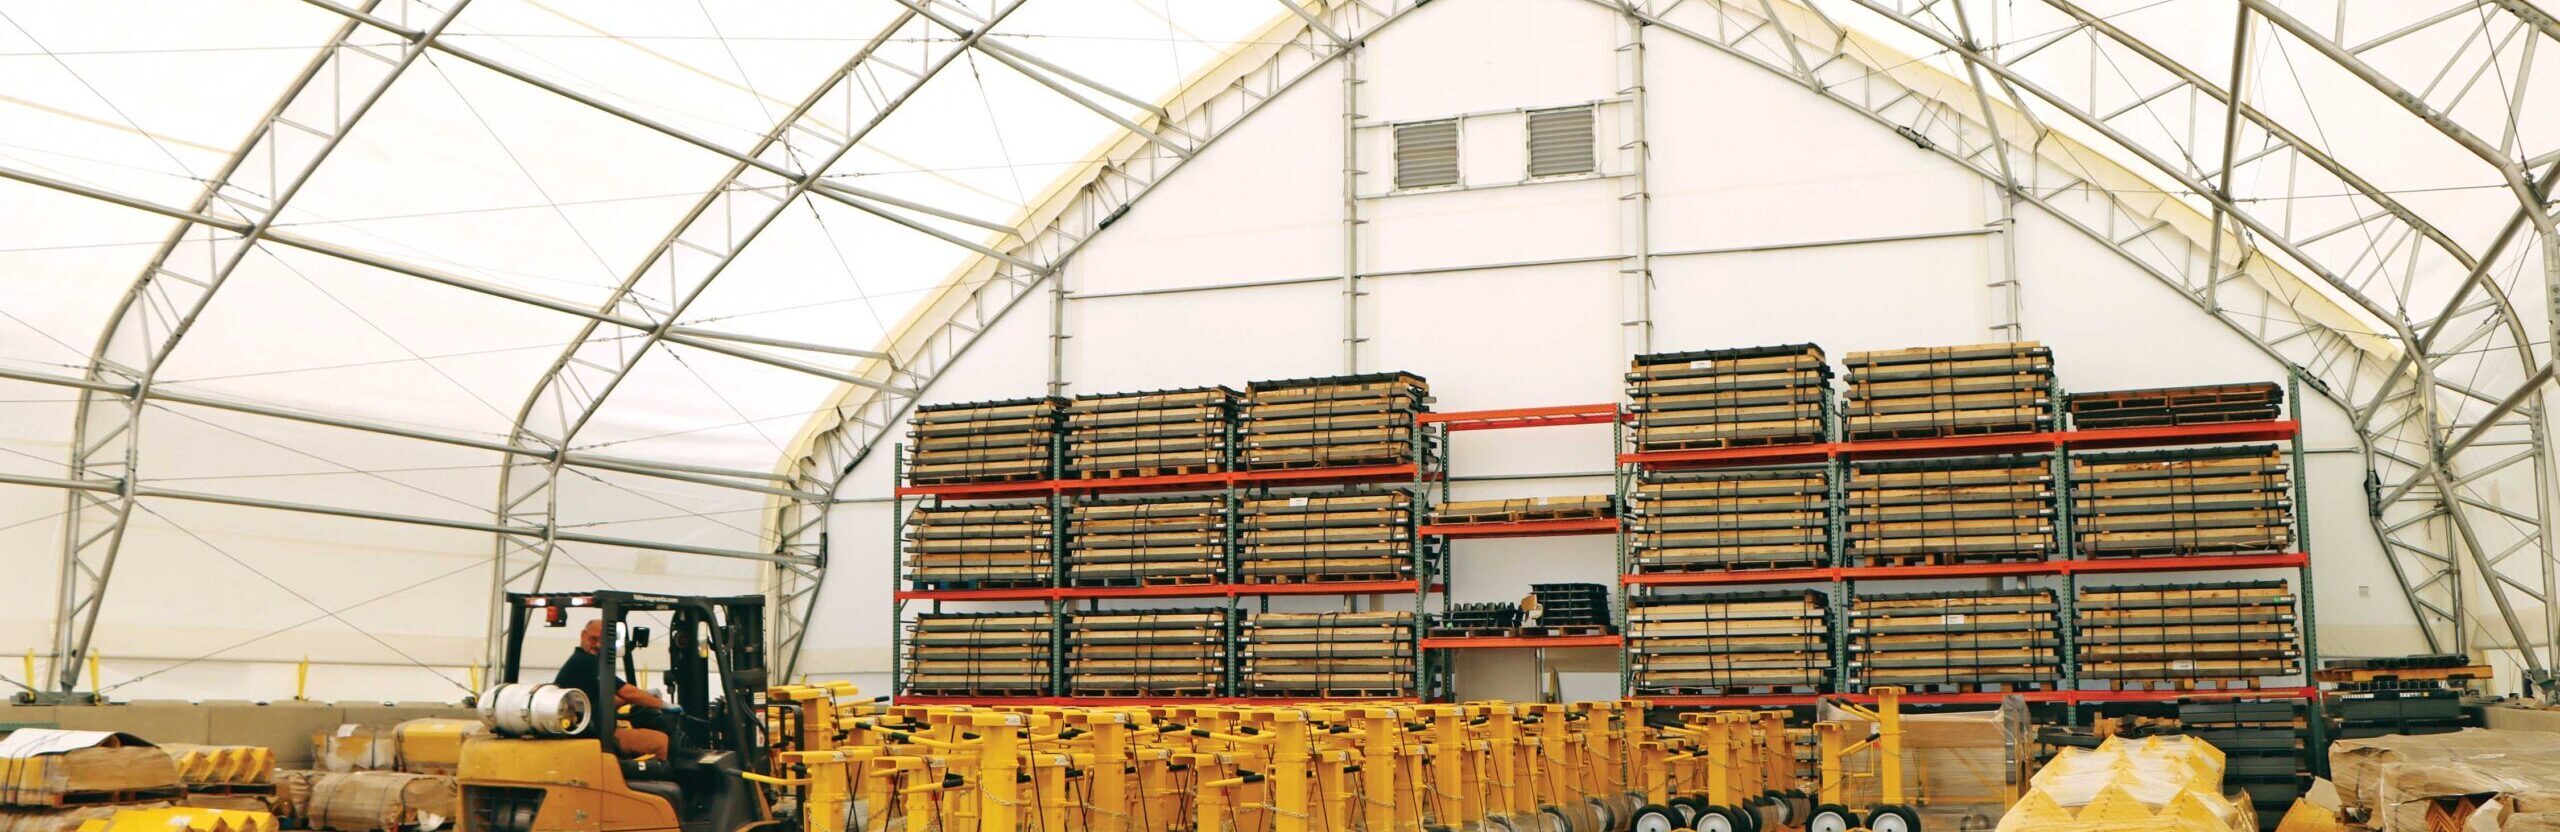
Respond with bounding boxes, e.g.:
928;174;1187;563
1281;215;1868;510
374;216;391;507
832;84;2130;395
890;381;1449;702
1613;371;2323;749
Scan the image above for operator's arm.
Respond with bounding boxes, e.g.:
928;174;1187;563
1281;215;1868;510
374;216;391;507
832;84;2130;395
618;683;666;709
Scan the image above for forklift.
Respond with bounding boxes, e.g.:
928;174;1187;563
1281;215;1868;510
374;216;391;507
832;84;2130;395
460;591;776;832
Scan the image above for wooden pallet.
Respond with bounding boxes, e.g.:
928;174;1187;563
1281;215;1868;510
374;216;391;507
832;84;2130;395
2313;664;2494;683
1430;496;1613;524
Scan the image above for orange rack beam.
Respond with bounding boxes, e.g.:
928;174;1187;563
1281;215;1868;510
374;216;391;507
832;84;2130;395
1620;420;2300;470
1420;634;1623;650
892;696;1419;706
1420;404;1621;431
898;580;1431;602
898;463;1428;499
1421;518;1619;539
1619;552;2310;588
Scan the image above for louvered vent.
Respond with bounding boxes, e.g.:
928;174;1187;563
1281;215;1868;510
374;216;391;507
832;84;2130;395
1527;106;1595;177
1393;119;1460;189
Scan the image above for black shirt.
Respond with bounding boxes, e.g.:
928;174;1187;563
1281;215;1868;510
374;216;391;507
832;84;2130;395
554;648;627;693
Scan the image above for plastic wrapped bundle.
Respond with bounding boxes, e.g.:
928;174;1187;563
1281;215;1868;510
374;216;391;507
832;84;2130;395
301;772;454;832
1996;735;2251;832
0;731;183;807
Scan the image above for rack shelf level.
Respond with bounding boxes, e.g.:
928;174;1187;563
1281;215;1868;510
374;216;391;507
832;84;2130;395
896;463;1428;499
897;580;1430;602
1421;634;1623;649
1421;404;1620;431
1421;518;1618;539
1618;420;2301;470
1639;686;2316;708
1619;552;2310;588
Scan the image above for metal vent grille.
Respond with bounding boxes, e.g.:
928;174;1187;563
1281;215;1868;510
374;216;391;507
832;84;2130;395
1393;119;1460;189
1527;106;1595;177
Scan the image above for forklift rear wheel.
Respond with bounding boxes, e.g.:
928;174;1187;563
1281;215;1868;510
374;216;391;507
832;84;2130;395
1628;805;1681;832
1866;805;1923;832
1807;804;1857;832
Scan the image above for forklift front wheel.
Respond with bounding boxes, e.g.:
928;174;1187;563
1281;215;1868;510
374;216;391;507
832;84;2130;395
1807;804;1857;832
1865;805;1923;832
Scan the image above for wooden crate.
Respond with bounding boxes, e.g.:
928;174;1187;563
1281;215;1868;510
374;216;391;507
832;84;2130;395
1628;344;1831;451
1851;588;2060;691
1629;468;1830;572
907;397;1064;485
2078;580;2300;685
1240;611;1416;697
1065;387;1239;477
2072;445;2293;557
1843;342;2053;440
903;501;1053;589
1238;490;1415;583
1847;455;2055;566
1066;496;1227;587
902;612;1055;696
1628;589;1831;693
1066;608;1231;696
1240;373;1430;470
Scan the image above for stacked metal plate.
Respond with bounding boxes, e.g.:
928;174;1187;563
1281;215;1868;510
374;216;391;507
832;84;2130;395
1624;344;1830;452
1064;387;1239;478
1627;467;1830;572
905;397;1063;485
1850;589;2060;692
2067;382;2283;429
901;501;1054;589
1627;589;1831;694
2071;445;2292;558
1064;496;1228;587
1065;608;1231;697
2077;580;2301;686
1240;611;1415;697
1237;489;1415;584
901;612;1054;696
1240;372;1430;470
1843;342;2054;440
1845;455;2056;566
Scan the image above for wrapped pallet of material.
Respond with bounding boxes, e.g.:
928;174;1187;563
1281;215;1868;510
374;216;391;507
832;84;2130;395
0;804;178;832
388;721;485;777
1818;697;2029;831
157;746;274;787
302;772;455;832
0;730;183;807
2331;730;2560;831
267;772;321;822
309;727;393;774
1996;735;2252;832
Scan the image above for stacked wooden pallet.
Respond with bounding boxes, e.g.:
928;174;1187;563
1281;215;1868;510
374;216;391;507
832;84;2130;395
1240;372;1430;470
1240;611;1415;697
901;501;1054;589
2071;445;2292;558
1237;490;1415;584
1064;387;1239;478
905;397;1063;485
1525;583;1613;631
1845;455;2055;566
901;612;1053;696
1064;496;1228;587
2078;580;2300;688
1625;344;1830;451
1842;342;2053;440
1627;468;1831;573
1850;589;2060;692
1428;602;1525;638
2068;382;2283;429
1065;608;1230;696
1627;589;1831;695
1427;495;1613;525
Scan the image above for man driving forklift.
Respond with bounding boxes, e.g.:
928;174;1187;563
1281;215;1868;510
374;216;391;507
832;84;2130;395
556;619;670;758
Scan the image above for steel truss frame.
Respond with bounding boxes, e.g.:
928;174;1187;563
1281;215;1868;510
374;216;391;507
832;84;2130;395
8;0;2555;691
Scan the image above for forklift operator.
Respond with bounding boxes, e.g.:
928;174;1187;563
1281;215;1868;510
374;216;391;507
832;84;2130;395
557;619;671;758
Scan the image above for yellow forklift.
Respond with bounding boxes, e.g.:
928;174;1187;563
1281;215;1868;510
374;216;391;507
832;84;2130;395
460;591;776;832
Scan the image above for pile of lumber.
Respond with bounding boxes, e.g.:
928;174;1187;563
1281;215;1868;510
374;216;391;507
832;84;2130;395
1237;490;1415;584
1065;608;1230;697
1624;344;1830;451
2070;445;2292;558
1843;342;2054;440
1065;496;1228;587
901;501;1054;589
1240;611;1415;698
1627;589;1831;695
2077;580;2300;688
901;612;1053;696
906;397;1062;485
1850;589;2060;692
1845;455;2055;566
2067;382;2283;429
1426;495;1612;526
2319;655;2487;740
1240;373;1430;470
1627;468;1830;572
1064;387;1239;478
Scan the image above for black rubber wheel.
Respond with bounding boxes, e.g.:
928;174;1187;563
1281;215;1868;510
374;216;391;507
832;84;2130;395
1584;798;1616;832
1485;816;1522;832
1807;803;1858;832
1536;805;1573;832
1746;794;1787;828
1867;804;1924;832
1694;806;1744;832
1666;796;1707;828
1628;804;1682;832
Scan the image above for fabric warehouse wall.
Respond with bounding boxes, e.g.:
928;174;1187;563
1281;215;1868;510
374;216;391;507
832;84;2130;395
802;0;2429;699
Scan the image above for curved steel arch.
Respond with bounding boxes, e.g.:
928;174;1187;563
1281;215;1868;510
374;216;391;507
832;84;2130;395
47;0;479;692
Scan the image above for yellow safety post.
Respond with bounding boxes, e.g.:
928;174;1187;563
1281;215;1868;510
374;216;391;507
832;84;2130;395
1349;706;1407;832
87;651;99;693
1421;704;1479;832
294;657;308;701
